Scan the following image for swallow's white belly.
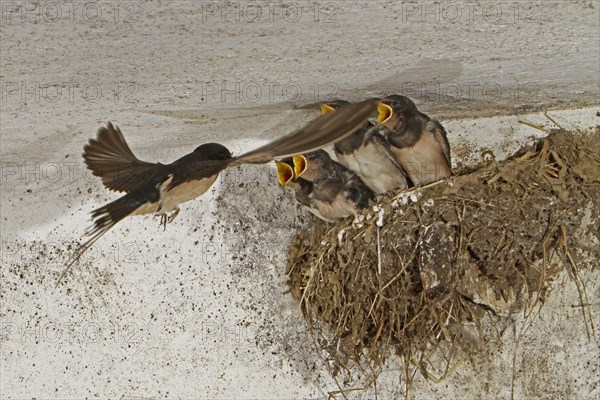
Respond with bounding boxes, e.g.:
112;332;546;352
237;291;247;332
130;201;160;216
158;175;218;213
337;143;406;194
391;134;451;186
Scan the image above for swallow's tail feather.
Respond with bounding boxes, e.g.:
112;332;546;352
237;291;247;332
83;122;161;193
56;191;153;287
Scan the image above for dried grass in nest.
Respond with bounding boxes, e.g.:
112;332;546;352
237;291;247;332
285;128;600;394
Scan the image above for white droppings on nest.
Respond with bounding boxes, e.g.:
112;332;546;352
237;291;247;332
423;199;435;208
376;207;385;227
369;205;385;227
353;214;365;228
394;191;421;207
398;194;411;206
337;228;347;245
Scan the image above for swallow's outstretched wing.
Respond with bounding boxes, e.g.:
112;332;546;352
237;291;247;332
169;99;377;185
228;99;377;166
83;122;164;193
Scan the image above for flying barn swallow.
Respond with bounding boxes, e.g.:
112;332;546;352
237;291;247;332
276;150;374;222
58;99;377;285
377;95;452;186
321;100;410;194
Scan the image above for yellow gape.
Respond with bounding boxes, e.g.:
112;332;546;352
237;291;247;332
377;103;394;124
320;103;336;115
276;161;294;186
292;155;308;178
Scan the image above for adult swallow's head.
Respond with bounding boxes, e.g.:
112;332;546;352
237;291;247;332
193;143;233;160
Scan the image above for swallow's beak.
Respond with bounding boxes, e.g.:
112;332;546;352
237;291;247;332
276;161;294;186
292;155;308;178
320;103;336;115
377;103;394;125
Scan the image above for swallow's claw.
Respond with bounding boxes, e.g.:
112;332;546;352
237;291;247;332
167;207;180;224
157;208;179;231
159;214;168;231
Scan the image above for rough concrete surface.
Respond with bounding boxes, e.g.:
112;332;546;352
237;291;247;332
0;0;599;399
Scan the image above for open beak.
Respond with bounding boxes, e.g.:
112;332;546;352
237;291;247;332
320;103;336;115
276;161;294;186
292;155;308;177
377;103;394;124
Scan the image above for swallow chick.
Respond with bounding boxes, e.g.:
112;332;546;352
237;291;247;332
378;95;452;186
276;158;322;219
276;150;374;222
59;99;378;285
322;100;410;194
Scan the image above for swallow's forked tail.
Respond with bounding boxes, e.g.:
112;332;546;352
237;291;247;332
83;122;160;193
56;192;147;287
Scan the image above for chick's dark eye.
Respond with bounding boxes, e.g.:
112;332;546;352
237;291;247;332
307;152;315;157
392;101;399;107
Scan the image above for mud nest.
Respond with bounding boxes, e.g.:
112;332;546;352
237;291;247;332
286;128;599;389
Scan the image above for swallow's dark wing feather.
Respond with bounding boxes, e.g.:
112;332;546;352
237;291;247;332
367;127;409;174
228;99;377;166
312;178;344;203
342;174;375;209
83;122;164;193
426;119;452;170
